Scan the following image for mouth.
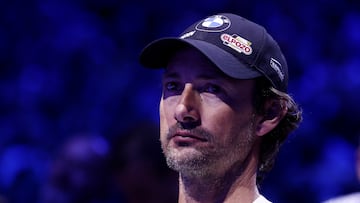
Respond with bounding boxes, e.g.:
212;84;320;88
170;130;208;144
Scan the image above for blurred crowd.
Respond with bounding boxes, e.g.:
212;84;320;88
1;0;360;202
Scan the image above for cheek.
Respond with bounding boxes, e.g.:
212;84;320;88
159;100;167;138
203;106;254;138
159;99;174;140
207;109;235;134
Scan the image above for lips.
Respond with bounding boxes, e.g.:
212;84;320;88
170;130;208;142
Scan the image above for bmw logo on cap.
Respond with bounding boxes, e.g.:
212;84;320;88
196;15;231;32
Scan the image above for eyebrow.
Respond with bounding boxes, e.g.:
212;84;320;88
197;73;222;80
163;71;179;79
163;70;226;81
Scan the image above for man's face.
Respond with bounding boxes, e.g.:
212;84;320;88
159;47;260;178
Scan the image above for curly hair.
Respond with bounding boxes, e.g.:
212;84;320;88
253;77;303;185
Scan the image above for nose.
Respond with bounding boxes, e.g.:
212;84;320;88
174;84;201;126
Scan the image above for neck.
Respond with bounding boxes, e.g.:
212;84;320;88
177;147;260;203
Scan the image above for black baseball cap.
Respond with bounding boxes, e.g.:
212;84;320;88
140;13;288;92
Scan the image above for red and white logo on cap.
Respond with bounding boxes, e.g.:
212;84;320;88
221;34;253;55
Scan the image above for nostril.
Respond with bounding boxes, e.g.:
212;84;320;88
174;108;200;127
183;115;195;122
179;120;201;129
174;103;200;124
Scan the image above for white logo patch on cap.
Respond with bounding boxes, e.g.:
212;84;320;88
196;15;231;32
221;33;253;55
180;30;196;39
270;58;285;81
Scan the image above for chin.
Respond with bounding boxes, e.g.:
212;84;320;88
165;147;213;174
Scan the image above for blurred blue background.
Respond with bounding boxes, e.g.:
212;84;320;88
1;0;360;202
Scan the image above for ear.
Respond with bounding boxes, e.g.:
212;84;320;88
255;99;287;136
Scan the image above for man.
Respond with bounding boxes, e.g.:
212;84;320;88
140;13;302;203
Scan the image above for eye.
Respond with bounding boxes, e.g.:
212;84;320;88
165;81;180;92
203;84;221;94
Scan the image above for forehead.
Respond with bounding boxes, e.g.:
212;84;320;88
165;47;227;78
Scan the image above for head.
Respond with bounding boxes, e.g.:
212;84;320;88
140;13;302;183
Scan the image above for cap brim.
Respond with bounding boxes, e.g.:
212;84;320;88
139;38;261;79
